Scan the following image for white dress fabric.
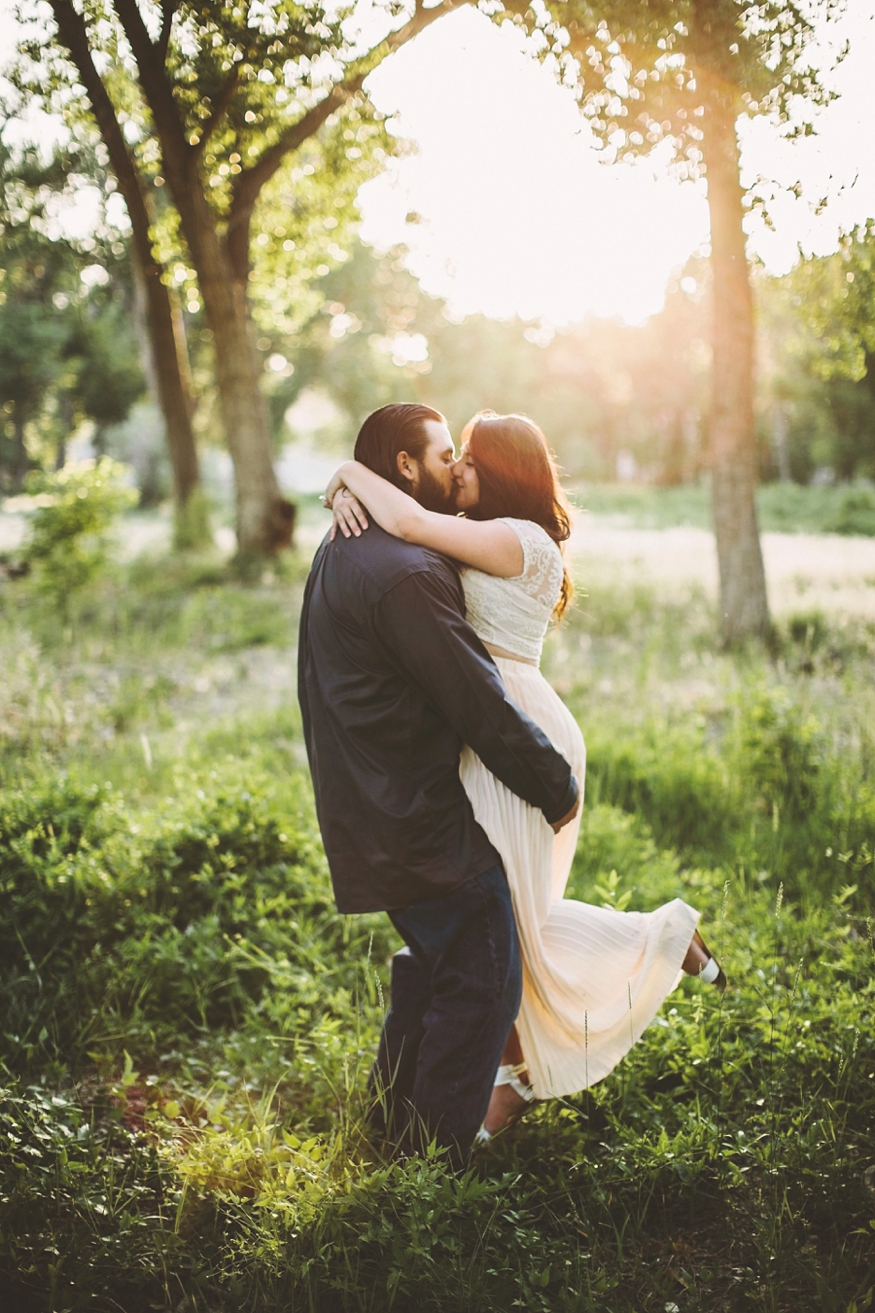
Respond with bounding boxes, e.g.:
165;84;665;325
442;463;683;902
459;518;700;1099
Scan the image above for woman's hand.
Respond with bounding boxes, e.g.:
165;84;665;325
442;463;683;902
331;487;370;540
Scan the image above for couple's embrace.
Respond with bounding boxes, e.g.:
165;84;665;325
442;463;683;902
298;403;725;1170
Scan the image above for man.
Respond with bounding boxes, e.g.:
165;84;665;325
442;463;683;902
298;403;579;1169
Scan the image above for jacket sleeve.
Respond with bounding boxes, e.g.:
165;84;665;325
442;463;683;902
372;565;579;825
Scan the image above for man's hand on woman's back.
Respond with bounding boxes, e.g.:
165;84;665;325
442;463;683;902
551;797;580;834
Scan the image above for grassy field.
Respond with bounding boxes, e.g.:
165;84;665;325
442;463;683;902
1;512;873;1312
574;479;875;535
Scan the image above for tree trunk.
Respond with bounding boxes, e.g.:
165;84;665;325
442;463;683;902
129;251;208;546
11;412;27;490
172;172;292;557
56;391;72;470
702;100;771;645
49;0;205;545
132;252;199;504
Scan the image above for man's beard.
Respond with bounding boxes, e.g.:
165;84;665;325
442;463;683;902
417;465;454;514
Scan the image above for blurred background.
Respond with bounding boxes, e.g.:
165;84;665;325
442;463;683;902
2;1;874;551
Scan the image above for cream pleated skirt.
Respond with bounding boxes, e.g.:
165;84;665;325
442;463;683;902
459;657;700;1100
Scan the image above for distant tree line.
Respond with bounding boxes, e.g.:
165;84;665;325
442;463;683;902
3;137;873;505
276;235;875;489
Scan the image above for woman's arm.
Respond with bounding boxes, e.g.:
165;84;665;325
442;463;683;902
326;460;524;577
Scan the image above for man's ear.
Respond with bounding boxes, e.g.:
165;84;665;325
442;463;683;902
396;450;418;486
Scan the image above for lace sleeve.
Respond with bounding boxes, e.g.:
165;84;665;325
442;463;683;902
501;518;564;607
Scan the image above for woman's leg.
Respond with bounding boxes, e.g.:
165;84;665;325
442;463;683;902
499;1024;525;1068
483;1024;532;1135
682;929;727;990
682;935;709;975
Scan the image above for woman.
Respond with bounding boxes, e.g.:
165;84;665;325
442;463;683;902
324;412;725;1135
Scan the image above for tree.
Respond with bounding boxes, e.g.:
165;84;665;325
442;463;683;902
796;220;875;389
514;0;839;642
0;134;144;488
759;223;875;482
10;11;204;544
26;0;459;558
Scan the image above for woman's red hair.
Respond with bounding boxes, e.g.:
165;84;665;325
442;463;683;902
463;412;573;619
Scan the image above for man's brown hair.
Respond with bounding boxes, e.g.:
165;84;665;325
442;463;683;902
354;403;445;491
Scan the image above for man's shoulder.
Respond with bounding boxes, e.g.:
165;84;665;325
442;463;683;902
327;524;458;594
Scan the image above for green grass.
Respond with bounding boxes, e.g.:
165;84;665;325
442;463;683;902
0;539;873;1311
575;479;875;534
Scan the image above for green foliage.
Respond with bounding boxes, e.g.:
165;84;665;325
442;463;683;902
0;767;389;1088
0;1082;180;1313
0;133;144;487
792;220;875;386
521;0;833;167
557;593;875;900
22;459;137;613
0;547;873;1310
573;481;875;535
287;238;712;481
827;488;875;536
758;232;875;483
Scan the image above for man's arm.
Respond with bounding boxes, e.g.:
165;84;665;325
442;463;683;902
373;567;579;825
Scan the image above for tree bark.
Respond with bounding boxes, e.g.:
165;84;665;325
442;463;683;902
130;251;199;509
194;207;292;557
701;97;771;644
49;0;203;535
11;412;27;490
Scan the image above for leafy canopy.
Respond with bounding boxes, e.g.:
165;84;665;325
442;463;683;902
517;0;841;173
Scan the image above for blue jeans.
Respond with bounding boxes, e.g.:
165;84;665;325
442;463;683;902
369;864;522;1171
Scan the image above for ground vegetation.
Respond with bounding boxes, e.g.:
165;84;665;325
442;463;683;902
0;503;872;1310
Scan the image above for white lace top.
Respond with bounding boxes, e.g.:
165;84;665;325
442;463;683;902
460;517;564;664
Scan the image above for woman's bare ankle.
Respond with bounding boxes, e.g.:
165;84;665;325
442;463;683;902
682;935;709;976
484;1082;529;1135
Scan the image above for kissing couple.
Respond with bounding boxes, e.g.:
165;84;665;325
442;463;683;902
298;403;726;1171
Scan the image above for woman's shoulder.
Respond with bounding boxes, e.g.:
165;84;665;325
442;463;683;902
497;517;561;558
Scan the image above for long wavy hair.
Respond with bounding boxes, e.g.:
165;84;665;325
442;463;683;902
462;411;573;619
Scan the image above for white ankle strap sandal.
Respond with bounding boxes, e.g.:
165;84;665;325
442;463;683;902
699;956;721;985
494;1061;535;1102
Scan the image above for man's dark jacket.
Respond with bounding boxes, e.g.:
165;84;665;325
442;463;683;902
298;524;579;914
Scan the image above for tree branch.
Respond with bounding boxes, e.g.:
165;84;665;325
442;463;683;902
111;0;189;161
194;66;240;156
157;0;178;65
228;79;360;232
227;0;462;233
47;0;152;250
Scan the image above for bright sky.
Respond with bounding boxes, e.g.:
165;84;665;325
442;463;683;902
3;0;875;326
358;3;875;325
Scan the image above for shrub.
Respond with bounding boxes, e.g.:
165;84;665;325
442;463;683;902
825;487;875;536
0;771;392;1083
23;460;136;615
